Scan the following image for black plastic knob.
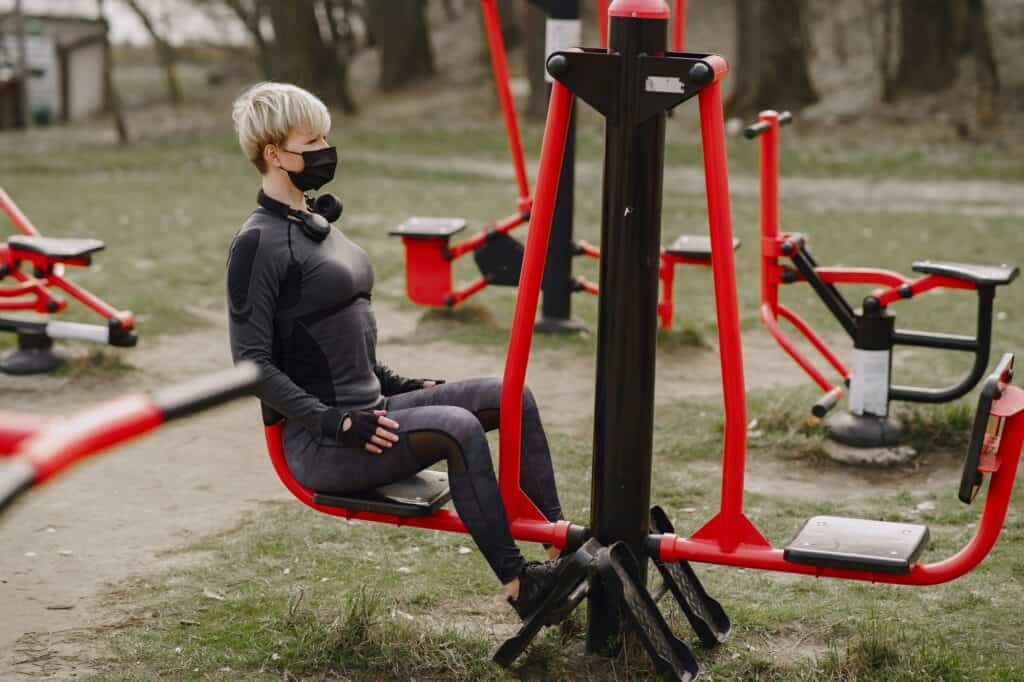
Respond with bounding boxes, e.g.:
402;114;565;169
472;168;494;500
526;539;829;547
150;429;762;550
688;62;712;86
547;54;569;79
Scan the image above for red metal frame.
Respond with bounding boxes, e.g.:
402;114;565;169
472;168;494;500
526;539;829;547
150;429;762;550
756;111;981;406
599;0;684;49
0;187;135;329
642;79;1024;584
264;82;580;551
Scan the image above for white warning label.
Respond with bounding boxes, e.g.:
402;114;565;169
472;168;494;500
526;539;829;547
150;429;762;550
848;349;890;416
545;19;582;83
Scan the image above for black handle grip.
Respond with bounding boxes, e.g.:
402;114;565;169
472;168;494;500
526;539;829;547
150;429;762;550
744;111;794;139
744;121;770;139
151;362;261;421
811;388;842;418
0;458;36;514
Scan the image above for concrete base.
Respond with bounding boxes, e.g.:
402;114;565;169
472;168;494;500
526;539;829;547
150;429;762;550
0;332;63;375
534;316;589;335
826;411;903;448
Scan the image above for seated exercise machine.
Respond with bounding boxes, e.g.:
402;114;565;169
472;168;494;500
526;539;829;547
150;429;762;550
748;112;1018;446
487;3;1023;679
0;188;137;374
266;2;1023;678
0;363;260;513
390;0;735;331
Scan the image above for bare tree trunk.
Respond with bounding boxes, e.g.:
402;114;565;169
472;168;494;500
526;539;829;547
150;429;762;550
97;0;129;143
498;0;522;48
364;0;435;91
523;0;547;120
892;0;962;95
265;0;353;112
965;0;999;127
14;0;30;127
726;0;817;117
123;0;183;107
323;0;358;114
223;0;273;79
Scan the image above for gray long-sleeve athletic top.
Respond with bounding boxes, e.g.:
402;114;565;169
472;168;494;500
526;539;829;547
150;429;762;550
227;192;381;437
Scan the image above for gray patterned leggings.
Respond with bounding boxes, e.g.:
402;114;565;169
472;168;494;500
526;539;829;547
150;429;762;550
283;377;564;583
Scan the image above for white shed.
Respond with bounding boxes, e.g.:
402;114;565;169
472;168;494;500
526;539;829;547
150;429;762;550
0;13;108;127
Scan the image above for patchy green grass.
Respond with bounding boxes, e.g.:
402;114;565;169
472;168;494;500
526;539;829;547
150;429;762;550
92;386;1024;680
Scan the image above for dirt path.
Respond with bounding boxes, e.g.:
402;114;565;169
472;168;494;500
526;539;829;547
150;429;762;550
0;300;956;676
348;150;1024;219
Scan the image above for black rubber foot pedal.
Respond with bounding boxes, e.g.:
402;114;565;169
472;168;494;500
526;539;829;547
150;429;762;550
596;542;699;682
493;542;594;668
650;506;731;647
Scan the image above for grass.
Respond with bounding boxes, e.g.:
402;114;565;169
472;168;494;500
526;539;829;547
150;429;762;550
90;388;1024;680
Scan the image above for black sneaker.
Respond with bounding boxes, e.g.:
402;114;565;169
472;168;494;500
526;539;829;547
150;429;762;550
507;558;566;620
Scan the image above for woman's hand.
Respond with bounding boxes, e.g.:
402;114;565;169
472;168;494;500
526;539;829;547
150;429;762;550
421;378;445;388
339;409;400;454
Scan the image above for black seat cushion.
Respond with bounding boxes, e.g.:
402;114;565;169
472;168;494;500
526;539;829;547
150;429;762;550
312;469;451;518
8;235;105;260
665;234;740;259
911;260;1019;287
389;217;467;239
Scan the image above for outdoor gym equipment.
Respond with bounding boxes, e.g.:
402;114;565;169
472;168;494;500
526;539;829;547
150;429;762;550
748;111;1019;446
489;2;1024;678
262;3;1022;678
0;187;137;375
0;363;260;514
390;0;733;331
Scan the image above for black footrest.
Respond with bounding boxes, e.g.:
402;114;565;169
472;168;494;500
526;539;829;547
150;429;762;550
911;260;1019;287
389;217;467;239
784;515;929;575
649;507;730;647
312;470;450;518
494;543;593;668
473;232;523;286
664;234;740;259
8;235;105;261
597;542;699;681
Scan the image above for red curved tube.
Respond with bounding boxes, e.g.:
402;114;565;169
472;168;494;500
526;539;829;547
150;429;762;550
0;187;41;236
658;387;1024;585
480;0;530;205
499;81;574;521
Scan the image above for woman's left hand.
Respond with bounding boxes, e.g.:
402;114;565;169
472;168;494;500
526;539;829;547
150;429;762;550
421;378;445;388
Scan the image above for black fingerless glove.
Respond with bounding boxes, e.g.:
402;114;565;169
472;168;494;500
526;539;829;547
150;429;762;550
320;408;377;448
374;363;444;395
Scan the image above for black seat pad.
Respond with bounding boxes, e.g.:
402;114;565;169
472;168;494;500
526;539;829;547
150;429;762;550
312;469;451;518
665;234;740;259
912;260;1019;287
389;217;467;239
8;235;106;260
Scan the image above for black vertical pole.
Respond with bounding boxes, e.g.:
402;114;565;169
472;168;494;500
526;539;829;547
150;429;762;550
587;3;668;654
535;0;587;334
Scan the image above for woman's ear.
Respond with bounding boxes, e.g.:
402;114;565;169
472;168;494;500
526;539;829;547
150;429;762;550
262;143;279;170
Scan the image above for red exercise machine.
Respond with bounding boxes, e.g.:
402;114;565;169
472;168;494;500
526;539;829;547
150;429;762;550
0;187;137;374
748;111;1019;446
493;2;1024;677
0;363;260;513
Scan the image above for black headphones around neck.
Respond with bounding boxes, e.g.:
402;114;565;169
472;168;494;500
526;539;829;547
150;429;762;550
257;190;343;243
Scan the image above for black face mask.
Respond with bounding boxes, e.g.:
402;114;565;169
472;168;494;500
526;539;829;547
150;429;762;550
280;146;337;192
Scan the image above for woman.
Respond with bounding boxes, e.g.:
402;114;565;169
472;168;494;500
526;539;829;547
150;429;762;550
227;82;566;619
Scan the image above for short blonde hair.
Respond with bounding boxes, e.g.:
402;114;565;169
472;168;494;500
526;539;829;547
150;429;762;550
231;82;331;173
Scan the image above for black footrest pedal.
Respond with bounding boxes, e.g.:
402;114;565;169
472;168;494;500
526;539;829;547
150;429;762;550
650;506;731;647
596;542;699;682
493;542;593;668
